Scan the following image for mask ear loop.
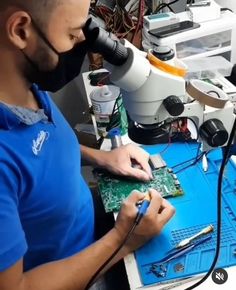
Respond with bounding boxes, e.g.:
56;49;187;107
21;49;41;71
30;17;60;56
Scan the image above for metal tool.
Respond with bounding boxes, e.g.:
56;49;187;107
174;263;184;273
158;275;204;290
175;224;214;248
145;236;212;268
139;275;205;290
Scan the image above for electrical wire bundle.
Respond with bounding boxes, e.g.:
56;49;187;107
171;117;199;142
131;0;146;43
91;0;148;43
106;93;124;132
94;3;136;39
156;117;199;148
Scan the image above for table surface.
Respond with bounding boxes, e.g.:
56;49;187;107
81;71;236;290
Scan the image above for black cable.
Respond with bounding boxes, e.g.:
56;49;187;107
155;3;170;13
173;143;205;174
174;152;205;174
163;0;181;8
221;7;233;13
106;94;123;132
89;93;123;149
184;116;236;290
172;154;201;169
84;218;140;290
162;3;175;13
154;0;181;13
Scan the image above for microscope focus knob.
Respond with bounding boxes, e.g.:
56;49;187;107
163;95;184;116
200;119;228;147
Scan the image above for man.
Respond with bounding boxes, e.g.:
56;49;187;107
0;1;175;290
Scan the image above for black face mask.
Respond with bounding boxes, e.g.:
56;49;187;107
23;19;88;92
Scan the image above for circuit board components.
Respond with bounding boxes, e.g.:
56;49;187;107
95;154;184;212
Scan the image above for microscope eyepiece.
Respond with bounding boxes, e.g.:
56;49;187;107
83;18;129;66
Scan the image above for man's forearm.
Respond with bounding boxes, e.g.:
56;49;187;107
80;145;107;167
21;229;128;290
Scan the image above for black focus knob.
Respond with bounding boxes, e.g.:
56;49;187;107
163;95;184;116
200;119;228;147
152;46;175;61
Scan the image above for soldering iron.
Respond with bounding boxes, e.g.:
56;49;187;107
85;192;151;290
135;193;151;225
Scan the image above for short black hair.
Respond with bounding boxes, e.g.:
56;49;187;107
0;1;62;24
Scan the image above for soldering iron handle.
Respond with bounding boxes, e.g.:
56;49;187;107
135;197;151;225
138;200;150;216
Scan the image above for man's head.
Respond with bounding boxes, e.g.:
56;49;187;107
0;0;90;85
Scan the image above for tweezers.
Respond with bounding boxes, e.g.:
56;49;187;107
143;235;212;268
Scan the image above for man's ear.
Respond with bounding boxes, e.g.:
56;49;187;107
6;11;33;49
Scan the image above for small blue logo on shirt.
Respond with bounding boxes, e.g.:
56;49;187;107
32;131;49;155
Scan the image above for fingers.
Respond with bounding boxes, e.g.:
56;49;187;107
144;189;175;226
120;190;146;217
128;146;153;180
145;189;163;216
110;144;153;181
139;161;153;180
125;167;151;181
158;198;176;225
127;190;146;203
122;189;175;235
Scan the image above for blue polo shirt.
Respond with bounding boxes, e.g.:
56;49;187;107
0;85;95;272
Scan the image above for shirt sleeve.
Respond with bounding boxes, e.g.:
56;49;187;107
0;162;27;272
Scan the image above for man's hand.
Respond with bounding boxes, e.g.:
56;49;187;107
115;189;175;253
100;144;153;181
80;144;152;181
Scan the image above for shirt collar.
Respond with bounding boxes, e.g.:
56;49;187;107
0;84;54;130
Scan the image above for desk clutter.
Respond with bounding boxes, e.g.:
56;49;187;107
95;142;236;286
135;143;236;286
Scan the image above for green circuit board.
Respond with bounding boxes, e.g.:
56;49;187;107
96;167;184;213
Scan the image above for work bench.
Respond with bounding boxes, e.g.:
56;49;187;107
78;70;236;290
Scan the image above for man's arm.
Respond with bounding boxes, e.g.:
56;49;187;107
80;144;107;167
3;229;125;290
80;144;153;181
0;190;175;290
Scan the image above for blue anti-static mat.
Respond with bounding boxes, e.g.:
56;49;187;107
135;142;236;286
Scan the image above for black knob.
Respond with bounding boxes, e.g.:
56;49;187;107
152;46;175;61
163;95;184;116
200;119;228;147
